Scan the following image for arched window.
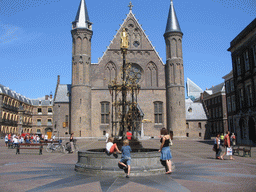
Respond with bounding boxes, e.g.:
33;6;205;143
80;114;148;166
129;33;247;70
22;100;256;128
147;62;158;87
105;62;116;85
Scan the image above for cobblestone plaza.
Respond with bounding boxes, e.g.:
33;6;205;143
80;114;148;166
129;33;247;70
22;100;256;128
0;139;255;192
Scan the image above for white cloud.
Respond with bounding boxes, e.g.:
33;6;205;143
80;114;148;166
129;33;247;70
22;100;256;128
0;23;20;44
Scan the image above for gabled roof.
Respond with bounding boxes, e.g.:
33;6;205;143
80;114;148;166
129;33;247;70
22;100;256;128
98;8;164;65
54;84;71;103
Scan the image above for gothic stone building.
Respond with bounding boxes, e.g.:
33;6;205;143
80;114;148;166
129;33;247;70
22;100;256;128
54;0;186;138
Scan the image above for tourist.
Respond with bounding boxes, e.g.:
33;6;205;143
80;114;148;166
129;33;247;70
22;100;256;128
159;128;172;174
220;133;224;146
118;139;132;178
221;131;234;160
5;134;8;147
25;134;31;144
44;134;48;141
126;129;132;140
106;137;121;157
51;134;56;141
105;132;109;142
214;133;223;160
231;133;236;146
70;133;74;153
13;135;19;148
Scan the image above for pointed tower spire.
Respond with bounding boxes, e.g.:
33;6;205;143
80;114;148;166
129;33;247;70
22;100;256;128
72;0;92;29
165;0;182;34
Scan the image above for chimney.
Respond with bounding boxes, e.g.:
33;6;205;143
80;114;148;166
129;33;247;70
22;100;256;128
57;75;60;85
50;92;53;99
45;95;49;100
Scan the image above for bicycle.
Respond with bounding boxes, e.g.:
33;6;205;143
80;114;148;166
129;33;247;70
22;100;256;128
46;140;63;153
63;139;79;153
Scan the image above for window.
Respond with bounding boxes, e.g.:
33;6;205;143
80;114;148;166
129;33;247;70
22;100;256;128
39;100;42;105
186;123;189;129
236;57;241;76
37;108;42;114
226;81;230;94
231;95;236;111
227;97;231;112
246;85;253;107
186;133;189;137
154;102;163;124
239;88;244;109
37;119;41;126
244;50;250;71
47;119;52;126
101;102;110;124
230;79;234;92
213;108;215;118
253;44;256;66
36;129;41;133
65;115;69;127
219;107;222;117
48;108;52;114
198;122;201;128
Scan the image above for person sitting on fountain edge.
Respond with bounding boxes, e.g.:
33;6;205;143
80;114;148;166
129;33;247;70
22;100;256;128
118;139;132;178
106;137;121;158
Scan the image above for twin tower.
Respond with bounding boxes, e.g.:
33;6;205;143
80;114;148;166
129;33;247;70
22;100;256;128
70;0;186;138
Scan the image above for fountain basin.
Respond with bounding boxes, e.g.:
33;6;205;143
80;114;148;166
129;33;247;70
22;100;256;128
75;148;173;176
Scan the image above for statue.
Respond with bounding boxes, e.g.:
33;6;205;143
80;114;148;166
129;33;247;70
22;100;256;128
120;28;129;50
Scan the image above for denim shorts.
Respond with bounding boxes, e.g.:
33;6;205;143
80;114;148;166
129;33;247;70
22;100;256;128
120;156;131;166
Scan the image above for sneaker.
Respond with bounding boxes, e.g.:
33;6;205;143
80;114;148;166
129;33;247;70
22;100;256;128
113;153;118;158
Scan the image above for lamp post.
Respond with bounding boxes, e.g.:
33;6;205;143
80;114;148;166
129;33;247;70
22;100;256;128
18;104;25;135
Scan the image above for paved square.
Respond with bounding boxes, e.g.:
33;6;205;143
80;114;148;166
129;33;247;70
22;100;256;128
0;139;255;192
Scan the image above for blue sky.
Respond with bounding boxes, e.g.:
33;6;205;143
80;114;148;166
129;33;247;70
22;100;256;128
0;0;255;99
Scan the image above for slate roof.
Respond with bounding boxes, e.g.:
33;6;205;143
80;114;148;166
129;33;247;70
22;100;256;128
165;0;182;34
54;84;71;103
207;82;225;94
0;84;33;105
31;99;53;106
186;98;207;120
0;84;53;106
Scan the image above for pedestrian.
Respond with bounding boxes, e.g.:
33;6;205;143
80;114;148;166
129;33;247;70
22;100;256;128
118;139;132;178
106;137;121;158
126;129;132;140
159;128;172;174
5;134;8;147
214;133;223;160
105;132;109;142
44;134;48;141
220;133;224;146
221;131;234;160
69;133;74;153
231;133;236;146
13;136;19;148
52;134;56;141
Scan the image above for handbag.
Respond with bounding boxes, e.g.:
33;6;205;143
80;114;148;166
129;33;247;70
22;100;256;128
169;139;173;146
226;147;232;156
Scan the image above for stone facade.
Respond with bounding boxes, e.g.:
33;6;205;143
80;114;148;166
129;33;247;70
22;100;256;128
201;83;228;137
228;18;256;145
53;1;188;139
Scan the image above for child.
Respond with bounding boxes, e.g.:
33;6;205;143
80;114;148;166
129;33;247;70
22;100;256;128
118;139;132;178
106;137;121;158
